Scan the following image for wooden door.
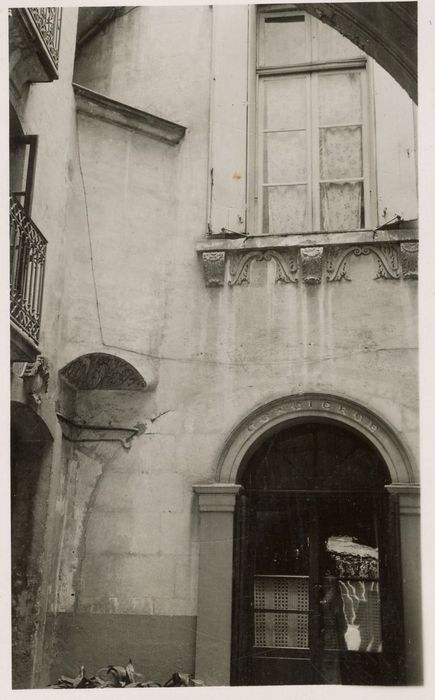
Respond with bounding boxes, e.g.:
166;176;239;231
233;490;404;685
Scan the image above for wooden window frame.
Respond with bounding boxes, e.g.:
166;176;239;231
9;134;38;215
248;6;377;237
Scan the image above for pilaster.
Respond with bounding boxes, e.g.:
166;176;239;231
193;484;242;685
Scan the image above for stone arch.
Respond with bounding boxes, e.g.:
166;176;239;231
216;393;416;485
302;2;417;103
59;352;146;390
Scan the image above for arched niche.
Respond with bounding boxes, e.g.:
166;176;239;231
216;393;416;486
57;353;147;449
59;352;146;391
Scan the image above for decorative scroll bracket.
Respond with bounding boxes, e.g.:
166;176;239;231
228;249;298;286
326;245;401;282
20;355;49;406
197;235;418;287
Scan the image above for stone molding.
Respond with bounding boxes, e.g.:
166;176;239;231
400;242;418;280
325;244;400;281
202;252;226;287
73;83;186;145
215;393;417;486
385;483;420;516
301;246;323;284
228;249;298;286
197;234;418;287
193;484;242;512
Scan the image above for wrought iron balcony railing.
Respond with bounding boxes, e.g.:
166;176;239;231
10;196;47;346
27;7;62;71
9;7;62;85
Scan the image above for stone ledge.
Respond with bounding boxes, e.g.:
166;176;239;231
73;83;186;145
196;231;418;287
196;228;418;253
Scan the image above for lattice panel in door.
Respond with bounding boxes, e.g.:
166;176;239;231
254;576;309;648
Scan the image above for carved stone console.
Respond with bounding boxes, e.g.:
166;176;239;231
197;228;418;287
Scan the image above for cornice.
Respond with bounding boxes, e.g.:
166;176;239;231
197;229;418;253
73;83;186;145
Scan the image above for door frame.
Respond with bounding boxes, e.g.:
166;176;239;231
193;393;419;686
232;487;405;685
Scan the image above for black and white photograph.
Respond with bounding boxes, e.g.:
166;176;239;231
4;0;431;693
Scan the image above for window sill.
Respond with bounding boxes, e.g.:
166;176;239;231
196;228;418;286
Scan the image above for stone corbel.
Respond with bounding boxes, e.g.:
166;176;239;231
56;412;146;450
201;251;226;287
20;355;49;406
400;242;418;279
300;246;323;284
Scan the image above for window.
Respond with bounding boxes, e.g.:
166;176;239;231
9;134;38;214
256;9;373;235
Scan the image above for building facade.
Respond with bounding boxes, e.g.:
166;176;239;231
9;3;420;689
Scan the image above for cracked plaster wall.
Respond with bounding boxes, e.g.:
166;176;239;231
53;0;418;622
41;3;418;686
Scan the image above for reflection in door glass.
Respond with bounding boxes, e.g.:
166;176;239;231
320;500;382;653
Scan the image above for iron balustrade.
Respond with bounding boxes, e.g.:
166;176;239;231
10;196;47;345
28;7;62;70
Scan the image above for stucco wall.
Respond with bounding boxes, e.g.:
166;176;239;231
9;9;81;688
12;5;418;686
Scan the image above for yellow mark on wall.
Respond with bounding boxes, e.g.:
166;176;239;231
232;172;242;181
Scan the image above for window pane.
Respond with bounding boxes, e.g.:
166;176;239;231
261;15;307;67
316;19;364;61
319;72;362;125
264;77;307;131
9;142;30;196
263;185;308;234
264;132;307;183
320;181;363;231
320;126;363;180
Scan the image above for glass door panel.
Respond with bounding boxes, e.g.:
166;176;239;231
318;497;382;654
254;576;309;649
253;498;311;652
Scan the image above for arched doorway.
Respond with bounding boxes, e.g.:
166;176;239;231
231;419;405;685
193;394;417;686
